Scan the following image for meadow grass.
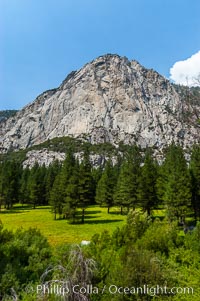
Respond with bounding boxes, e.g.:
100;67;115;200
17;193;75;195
0;205;126;247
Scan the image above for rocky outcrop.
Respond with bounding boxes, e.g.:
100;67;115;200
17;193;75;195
23;149;66;168
0;54;199;153
23;149;117;168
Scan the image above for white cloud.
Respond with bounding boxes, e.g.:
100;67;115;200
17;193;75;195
169;51;200;86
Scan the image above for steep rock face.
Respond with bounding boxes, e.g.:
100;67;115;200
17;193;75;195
22;149;117;168
0;54;199;153
22;149;66;168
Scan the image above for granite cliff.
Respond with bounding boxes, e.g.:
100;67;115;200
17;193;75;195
0;54;199;154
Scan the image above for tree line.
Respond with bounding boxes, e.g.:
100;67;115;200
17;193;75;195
1;143;200;223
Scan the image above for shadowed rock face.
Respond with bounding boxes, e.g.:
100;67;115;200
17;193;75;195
0;54;199;153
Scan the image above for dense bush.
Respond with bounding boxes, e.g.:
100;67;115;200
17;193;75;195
0;223;52;299
86;212;200;301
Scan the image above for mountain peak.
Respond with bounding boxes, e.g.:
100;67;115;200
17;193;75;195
0;54;199;153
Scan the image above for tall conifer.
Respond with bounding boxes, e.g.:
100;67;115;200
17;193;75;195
161;143;191;222
137;150;158;215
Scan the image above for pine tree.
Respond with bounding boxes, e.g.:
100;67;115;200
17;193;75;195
161;143;191;222
38;164;48;205
20;167;31;205
91;166;103;200
0;162;4;210
28;163;40;209
126;145;142;207
49;172;64;220
95;160;116;213
114;161;133;214
45;160;61;203
114;146;142;214
190;145;200;220
78;148;94;223
1;160;22;209
64;160;80;223
137;150;158;216
59;149;76;211
49;149;76;219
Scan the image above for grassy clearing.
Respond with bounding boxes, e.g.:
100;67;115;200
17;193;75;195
0;205;126;247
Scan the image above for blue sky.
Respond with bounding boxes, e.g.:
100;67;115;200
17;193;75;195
1;0;200;110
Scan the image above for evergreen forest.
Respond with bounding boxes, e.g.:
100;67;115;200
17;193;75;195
0;142;200;300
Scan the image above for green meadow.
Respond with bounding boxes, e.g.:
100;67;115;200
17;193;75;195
0;205;126;247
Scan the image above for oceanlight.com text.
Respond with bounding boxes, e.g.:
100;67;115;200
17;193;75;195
107;284;193;296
